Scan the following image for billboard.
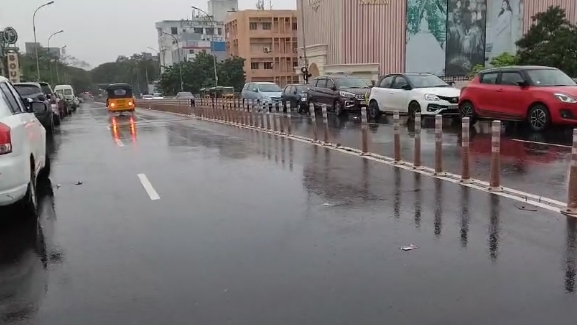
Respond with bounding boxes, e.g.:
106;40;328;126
6;52;20;83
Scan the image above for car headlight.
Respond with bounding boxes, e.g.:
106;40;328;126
339;91;355;97
424;93;440;101
554;93;577;103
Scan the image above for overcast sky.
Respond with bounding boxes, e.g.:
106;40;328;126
0;0;296;68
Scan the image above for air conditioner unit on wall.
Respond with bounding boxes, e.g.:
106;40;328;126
263;47;271;53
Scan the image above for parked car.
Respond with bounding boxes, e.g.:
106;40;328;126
459;65;577;132
368;73;460;120
307;74;370;116
12;82;55;133
38;82;67;121
241;82;282;110
0;76;50;216
142;95;153;100
176;91;195;106
281;84;309;113
54;84;77;112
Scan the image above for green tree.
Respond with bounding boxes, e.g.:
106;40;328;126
516;5;577;76
157;52;246;95
468;52;519;78
90;53;161;94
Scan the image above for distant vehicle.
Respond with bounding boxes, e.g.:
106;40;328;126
142;95;153;100
152;92;164;99
176;91;195;106
38;81;67;120
12;82;55;132
106;83;135;113
0;76;50;216
307;74;370;116
368;73;460;120
459;65;577;132
54;85;78;111
281;84;309;113
241;82;282;110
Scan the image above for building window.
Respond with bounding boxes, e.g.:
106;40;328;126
193;27;203;34
249;22;257;30
262;22;271;30
218;28;222;35
292;60;298;67
292;22;297;30
189;49;194;54
206;28;214;35
264;62;273;69
251;62;259;69
171;27;178;35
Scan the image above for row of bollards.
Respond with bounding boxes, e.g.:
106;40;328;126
141;98;577;217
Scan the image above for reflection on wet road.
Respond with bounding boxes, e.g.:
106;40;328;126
0;102;576;324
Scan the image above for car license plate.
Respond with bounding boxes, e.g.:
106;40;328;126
448;105;458;110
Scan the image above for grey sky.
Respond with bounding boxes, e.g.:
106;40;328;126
1;0;296;68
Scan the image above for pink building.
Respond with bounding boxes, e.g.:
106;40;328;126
297;0;577;83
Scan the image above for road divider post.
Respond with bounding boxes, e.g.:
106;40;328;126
273;106;278;132
361;107;368;154
414;112;421;168
461;117;471;182
322;104;329;144
489;120;501;191
434;115;443;175
566;129;577;216
286;102;292;135
393;111;401;163
309;103;317;142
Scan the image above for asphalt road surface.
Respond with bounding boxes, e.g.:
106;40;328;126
0;102;576;324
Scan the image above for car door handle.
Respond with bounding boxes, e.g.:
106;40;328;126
496;89;504;92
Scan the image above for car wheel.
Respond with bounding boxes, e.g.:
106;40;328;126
527;104;550;132
407;101;421;121
54;114;61;126
368;100;381;120
39;155;51;179
19;164;38;218
459;101;478;126
334;100;345;117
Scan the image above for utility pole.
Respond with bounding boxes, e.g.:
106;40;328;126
299;0;310;83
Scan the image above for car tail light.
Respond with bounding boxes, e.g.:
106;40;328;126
0;122;12;155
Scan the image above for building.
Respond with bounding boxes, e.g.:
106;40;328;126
208;0;239;21
298;0;577;83
25;42;61;58
225;9;299;87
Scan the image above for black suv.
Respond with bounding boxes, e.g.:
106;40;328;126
307;74;370;116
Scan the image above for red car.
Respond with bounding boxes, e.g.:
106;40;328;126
459;66;577;132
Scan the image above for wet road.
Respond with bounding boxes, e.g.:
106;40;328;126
0;102;576;324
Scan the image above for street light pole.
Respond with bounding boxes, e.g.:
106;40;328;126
47;29;64;85
191;6;218;87
33;1;55;81
161;32;183;91
147;46;165;70
56;45;65;83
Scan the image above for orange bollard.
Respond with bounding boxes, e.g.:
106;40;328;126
434;115;443;175
361;107;368;154
393;110;401;162
413;112;421;168
489;120;501;191
461;117;471;182
566;129;577;215
309;103;317;142
322;104;329;144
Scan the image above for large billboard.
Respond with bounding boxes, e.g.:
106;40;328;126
485;0;523;62
445;0;487;76
405;0;448;74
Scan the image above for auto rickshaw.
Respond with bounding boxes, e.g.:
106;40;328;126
221;86;235;99
106;83;135;113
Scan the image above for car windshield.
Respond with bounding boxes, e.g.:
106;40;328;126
40;84;53;94
335;78;368;89
64;89;73;95
14;85;41;96
406;75;449;88
295;85;309;93
526;69;576;86
257;84;281;92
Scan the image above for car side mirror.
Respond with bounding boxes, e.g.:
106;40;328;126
45;94;52;100
331;86;337;91
517;80;529;87
31;101;48;113
37;94;46;101
401;84;412;90
253;89;258;92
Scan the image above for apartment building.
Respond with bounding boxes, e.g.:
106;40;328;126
225;9;299;87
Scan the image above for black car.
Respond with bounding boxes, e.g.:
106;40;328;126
281;84;310;113
13;82;55;133
307;74;370;116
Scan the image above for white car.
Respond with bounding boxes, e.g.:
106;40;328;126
0;76;50;216
368;73;461;120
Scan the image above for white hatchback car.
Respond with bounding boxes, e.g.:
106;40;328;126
368;73;461;120
0;76;49;215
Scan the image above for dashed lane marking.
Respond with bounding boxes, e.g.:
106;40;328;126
137;173;160;200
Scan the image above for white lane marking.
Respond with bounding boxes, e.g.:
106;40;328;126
511;138;571;149
137;173;160;200
115;139;125;147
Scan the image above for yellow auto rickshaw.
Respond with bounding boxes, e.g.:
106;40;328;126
221;86;235;99
106;83;135;113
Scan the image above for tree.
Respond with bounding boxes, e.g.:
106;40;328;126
516;5;577;76
90;53;161;94
157;52;246;95
468;52;519;78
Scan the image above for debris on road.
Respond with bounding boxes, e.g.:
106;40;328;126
400;244;418;251
514;203;538;211
75;181;83;185
322;202;332;207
